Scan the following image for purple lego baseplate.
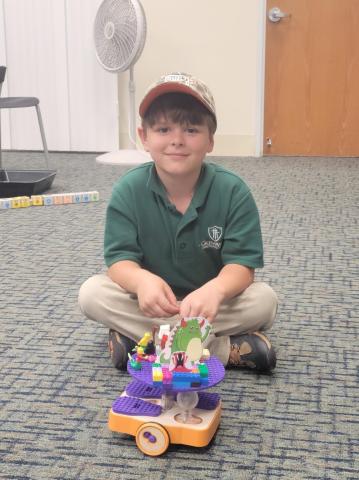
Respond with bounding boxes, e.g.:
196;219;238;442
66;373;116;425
128;356;225;393
126;380;162;399
196;392;220;410
125;380;220;409
112;396;162;417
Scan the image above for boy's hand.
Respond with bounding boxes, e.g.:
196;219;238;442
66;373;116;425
108;261;179;319
179;284;225;323
137;274;180;318
179;264;254;323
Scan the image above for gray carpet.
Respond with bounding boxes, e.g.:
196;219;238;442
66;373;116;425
0;151;358;480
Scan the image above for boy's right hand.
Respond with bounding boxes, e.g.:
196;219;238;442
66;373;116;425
136;273;180;318
108;260;179;318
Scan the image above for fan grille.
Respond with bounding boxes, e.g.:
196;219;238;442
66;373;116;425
94;0;146;72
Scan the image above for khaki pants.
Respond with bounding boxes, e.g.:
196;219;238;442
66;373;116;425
78;274;278;366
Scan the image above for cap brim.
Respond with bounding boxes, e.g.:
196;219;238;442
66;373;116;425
139;82;214;119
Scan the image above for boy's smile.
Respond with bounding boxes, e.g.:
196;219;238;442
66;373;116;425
138;117;214;180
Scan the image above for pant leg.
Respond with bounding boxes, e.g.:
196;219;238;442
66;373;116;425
78;273;180;341
78;274;278;366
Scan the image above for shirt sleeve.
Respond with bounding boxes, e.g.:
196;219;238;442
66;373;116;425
104;182;143;267
221;186;264;268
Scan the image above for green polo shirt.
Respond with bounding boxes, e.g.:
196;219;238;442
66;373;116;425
104;162;263;297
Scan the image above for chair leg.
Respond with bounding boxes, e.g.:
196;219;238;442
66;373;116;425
0;111;8;181
35;104;50;169
0;109;3;170
0;114;9;181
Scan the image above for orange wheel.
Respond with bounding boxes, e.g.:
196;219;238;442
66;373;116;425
135;422;170;456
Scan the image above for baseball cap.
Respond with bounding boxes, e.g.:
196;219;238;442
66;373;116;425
139;72;216;126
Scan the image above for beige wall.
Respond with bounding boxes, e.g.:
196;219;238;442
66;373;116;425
118;0;264;156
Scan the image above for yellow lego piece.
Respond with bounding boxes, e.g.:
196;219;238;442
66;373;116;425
19;197;31;208
11;197;22;208
31;195;44;206
138;332;152;347
152;368;163;382
136;346;145;356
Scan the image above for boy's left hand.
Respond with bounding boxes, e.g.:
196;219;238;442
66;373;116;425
179;264;254;323
179;284;225;323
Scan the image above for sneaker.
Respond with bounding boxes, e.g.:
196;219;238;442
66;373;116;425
108;329;136;371
228;332;276;372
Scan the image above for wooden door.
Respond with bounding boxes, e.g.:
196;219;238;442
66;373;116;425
264;0;359;156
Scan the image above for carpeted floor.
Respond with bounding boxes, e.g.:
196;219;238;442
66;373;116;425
0;151;358;480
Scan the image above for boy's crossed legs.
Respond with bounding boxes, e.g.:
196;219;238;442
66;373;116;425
78;274;278;372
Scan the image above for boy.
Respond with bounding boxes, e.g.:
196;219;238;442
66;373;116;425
78;72;278;372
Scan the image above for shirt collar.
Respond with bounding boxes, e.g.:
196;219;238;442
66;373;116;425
147;164;168;200
147;162;216;208
192;162;216;208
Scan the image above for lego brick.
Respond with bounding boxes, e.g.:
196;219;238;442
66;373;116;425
62;194;73;204
89;191;100;201
152;366;163;382
43;195;54;206
81;192;90;202
172;371;201;382
0;198;11;209
172;381;189;390
11;197;22;208
31;195;44;206
162;368;172;384
198;363;209;378
190;381;202;387
52;194;63;205
72;193;82;204
21;198;31;208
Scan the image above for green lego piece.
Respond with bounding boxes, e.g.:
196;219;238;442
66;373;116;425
198;363;209;377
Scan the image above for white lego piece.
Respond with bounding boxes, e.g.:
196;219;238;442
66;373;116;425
81;192;90;202
0;198;11;209
43;195;54;206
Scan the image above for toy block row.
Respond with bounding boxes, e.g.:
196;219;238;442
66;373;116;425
35;191;100;206
152;363;209;387
0;191;99;209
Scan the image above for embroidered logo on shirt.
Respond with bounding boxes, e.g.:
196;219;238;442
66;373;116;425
200;226;223;250
208;226;223;242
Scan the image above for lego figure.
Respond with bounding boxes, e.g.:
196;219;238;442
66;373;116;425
138;332;152;347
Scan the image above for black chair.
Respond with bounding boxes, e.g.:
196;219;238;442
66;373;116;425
0;66;55;196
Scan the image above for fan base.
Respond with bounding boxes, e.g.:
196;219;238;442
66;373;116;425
96;150;151;166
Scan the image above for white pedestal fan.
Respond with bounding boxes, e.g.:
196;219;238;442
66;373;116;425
94;0;150;165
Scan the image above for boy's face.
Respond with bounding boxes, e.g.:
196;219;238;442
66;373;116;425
138;116;214;180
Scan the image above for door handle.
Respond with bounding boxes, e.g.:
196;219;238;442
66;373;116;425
268;7;291;23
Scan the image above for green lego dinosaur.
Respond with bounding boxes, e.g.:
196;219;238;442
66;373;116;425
160;317;211;368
